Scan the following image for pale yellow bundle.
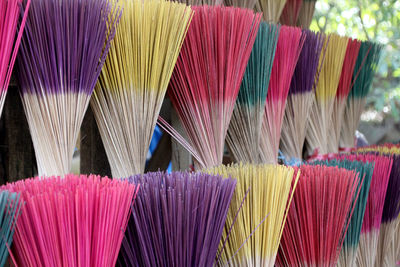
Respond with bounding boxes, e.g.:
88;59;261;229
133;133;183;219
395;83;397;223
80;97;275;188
205;163;299;266
306;33;348;156
91;0;193;177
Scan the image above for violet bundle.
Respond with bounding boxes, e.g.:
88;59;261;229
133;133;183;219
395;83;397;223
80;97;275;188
280;30;325;161
119;171;236;267
17;0;120;176
377;154;400;266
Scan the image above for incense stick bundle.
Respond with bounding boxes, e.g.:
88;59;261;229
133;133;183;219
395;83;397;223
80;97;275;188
327;39;361;153
119;171;236;266
224;0;257;8
337;155;393;267
260;26;305;164
178;0;223;5
313;159;374;267
206;163;299;266
3;174;137;266
277;165;360;267
0;0;30;116
396;216;400;266
167;6;261;168
354;143;400;154
280;30;325;161
280;0;303;26
0;190;22;266
296;0;316;28
305;34;348;157
256;0;288;23
17;0;120;176
340;41;383;148
91;0;193;178
350;145;400;266
377;154;400;267
226;22;279;164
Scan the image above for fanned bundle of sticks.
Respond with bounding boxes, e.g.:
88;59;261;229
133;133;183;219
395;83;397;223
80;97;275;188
0;0;396;267
17;0;120;176
92;0;193;178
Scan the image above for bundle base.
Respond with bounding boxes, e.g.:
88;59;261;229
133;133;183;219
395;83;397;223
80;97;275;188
228;255;277;267
338;246;357;267
356;230;379;267
376;220;399;267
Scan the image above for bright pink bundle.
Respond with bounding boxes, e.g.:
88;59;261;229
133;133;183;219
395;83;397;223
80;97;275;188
0;0;30;115
166;6;261;168
260;26;305;163
336;154;394;266
3;174;138;266
277;165;360;267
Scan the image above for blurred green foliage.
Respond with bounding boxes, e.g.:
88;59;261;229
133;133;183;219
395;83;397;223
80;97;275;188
310;0;400;120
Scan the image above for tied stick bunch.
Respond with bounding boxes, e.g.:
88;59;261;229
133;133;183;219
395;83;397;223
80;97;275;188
256;0;287;23
224;0;257;8
0;0;30;116
396;215;400;266
352;144;400;267
280;30;325;161
277;0;318;28
226;22;279;164
313;158;374;267
277;165;361;267
296;0;316;28
279;0;303;26
3;175;138;266
337;154;392;267
327;38;361;153
177;0;223;5
340;41;383;148
260;26;305;164
305;34;348;157
206;163;299;266
165;6;261;169
119;171;236;266
0;190;22;266
91;0;193;178
17;0;120;176
377;153;400;267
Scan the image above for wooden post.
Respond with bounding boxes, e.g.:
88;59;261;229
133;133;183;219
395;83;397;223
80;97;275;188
0;86;35;184
80;106;111;177
171;108;192;171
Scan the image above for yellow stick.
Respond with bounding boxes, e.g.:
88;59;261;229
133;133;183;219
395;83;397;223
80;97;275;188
91;0;193;177
205;163;299;266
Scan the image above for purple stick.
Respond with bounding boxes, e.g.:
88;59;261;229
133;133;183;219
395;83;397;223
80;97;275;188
121;171;236;267
17;0;120;96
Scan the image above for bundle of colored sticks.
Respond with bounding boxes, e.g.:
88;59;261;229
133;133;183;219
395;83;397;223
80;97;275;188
0;0;398;266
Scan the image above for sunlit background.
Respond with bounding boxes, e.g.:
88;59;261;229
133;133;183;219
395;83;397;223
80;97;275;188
311;0;400;144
